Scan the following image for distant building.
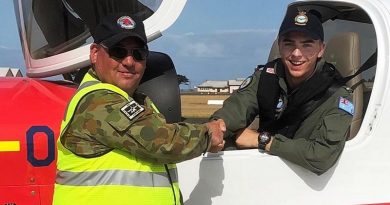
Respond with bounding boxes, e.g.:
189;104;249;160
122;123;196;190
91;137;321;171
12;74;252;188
197;78;245;94
0;68;13;77
0;67;23;77
197;80;228;93
228;78;245;93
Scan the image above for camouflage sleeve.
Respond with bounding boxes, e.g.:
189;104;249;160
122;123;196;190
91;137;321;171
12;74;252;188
67;89;210;164
211;71;260;135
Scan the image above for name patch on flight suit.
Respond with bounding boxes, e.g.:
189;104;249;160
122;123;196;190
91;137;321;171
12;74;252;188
121;100;145;120
338;97;354;116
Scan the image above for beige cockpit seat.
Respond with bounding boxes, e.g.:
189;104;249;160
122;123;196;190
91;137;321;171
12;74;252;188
323;32;362;139
255;32;363;139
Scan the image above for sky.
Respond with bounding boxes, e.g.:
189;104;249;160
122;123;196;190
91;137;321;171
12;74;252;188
0;0;26;70
0;0;294;88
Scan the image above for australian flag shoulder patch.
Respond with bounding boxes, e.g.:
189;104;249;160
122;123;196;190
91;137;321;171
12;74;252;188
338;97;354;116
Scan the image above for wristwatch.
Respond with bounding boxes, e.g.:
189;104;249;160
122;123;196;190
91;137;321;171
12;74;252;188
258;132;271;151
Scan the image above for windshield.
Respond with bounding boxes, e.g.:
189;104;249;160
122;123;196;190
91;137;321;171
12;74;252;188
22;0;162;59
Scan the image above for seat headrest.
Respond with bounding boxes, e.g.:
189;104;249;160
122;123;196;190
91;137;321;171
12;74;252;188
267;39;280;62
323;32;360;77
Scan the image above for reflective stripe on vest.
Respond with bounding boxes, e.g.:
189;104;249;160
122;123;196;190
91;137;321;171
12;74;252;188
54;72;180;205
56;168;178;186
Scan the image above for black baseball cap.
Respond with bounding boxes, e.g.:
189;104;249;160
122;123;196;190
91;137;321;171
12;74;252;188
278;9;324;41
92;13;147;48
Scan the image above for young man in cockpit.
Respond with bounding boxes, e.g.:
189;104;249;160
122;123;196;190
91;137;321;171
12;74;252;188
210;9;354;175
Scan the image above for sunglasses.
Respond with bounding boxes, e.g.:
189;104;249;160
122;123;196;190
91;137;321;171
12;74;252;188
101;44;149;61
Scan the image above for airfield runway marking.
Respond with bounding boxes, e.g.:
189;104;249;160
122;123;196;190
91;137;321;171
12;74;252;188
0;141;20;152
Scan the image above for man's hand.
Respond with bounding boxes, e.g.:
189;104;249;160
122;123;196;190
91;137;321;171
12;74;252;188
205;119;226;153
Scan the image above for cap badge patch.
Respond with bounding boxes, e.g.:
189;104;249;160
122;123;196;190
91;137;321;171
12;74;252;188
295;11;308;26
117;16;136;29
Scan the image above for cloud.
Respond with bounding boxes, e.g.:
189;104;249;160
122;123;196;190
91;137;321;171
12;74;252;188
0;45;10;49
0;45;21;51
184;32;195;36
180;42;225;58
154;28;277;59
214;28;277;35
149;28;278;85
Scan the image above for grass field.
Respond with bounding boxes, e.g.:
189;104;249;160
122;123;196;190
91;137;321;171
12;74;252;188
180;94;230;118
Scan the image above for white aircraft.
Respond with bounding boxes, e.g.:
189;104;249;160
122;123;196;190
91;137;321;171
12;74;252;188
0;0;388;204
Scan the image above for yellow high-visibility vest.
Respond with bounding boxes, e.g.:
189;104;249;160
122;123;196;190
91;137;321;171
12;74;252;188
53;72;181;205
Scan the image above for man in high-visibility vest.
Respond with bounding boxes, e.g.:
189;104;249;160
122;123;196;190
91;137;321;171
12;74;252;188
53;12;225;205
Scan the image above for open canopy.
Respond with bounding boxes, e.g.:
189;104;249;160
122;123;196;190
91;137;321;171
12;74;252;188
14;0;187;77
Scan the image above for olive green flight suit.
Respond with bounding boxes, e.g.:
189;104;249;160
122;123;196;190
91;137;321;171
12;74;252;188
212;65;353;175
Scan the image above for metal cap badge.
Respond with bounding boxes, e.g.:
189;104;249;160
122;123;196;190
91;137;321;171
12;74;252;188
294;11;308;26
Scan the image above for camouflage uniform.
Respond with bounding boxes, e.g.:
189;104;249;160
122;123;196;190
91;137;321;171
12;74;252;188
61;69;210;163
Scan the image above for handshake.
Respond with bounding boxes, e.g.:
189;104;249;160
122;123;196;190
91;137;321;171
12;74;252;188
205;119;226;153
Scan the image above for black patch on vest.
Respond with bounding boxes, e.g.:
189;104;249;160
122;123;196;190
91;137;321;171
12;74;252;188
121;101;145;120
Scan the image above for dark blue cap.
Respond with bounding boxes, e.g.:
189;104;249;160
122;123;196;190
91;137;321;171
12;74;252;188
278;9;324;41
